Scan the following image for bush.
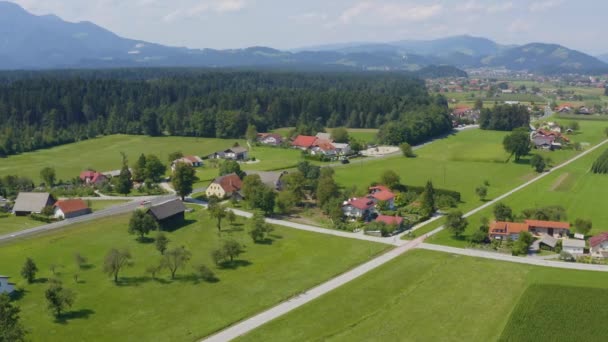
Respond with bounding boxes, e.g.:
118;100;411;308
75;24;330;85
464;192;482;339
436;195;457;210
559;251;575;262
195;264;217;282
30;213;60;223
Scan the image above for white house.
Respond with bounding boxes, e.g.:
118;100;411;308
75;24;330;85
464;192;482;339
590;232;608;258
342;198;376;219
562;239;586;255
0;275;15;294
333;143;352;156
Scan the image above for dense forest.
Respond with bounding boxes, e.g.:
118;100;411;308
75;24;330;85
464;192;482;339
0;69;451;156
479;104;530;131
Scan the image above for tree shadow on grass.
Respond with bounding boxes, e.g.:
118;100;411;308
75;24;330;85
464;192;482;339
79;263;95;271
136;236;155;244
514;158;531;165
54;309;95;324
10;289;27;301
33;277;49;284
218;259;252;270
222;226;245;233
162;219;197;232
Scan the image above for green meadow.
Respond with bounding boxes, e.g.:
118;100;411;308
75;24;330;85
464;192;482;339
239;249;608;342
0;207;388;341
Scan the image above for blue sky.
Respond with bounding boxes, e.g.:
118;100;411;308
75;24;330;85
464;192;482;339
10;0;608;54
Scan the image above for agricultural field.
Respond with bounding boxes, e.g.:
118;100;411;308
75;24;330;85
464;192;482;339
0;207;388;341
239;249;608;342
499;284;608;341
270;127;378;143
0;135;246;183
0;199;129;236
428;139;608;247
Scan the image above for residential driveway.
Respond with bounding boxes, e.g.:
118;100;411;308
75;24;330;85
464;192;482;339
202;236;426;342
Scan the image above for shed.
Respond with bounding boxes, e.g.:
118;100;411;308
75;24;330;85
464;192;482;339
0;275;15;294
148;199;187;224
12;192;55;216
54;199;92;219
562;239;586;255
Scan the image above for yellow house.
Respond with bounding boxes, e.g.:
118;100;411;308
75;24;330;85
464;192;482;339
205;173;243;199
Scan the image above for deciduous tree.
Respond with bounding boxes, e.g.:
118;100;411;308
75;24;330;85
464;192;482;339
172;163;196;200
249;211;273;243
128;210;159;241
503;128;531;162
45;281;75;318
102;249;133;283
20;257;38;284
155;232;169;255
331;127;349;143
446;210;468;237
493;203;513;222
399;143;415;158
574;218;593;235
380;170;400;188
161;246;192;279
40;167;56;187
0;293;27;342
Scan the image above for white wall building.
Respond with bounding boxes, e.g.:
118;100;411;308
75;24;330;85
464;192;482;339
0;276;15;294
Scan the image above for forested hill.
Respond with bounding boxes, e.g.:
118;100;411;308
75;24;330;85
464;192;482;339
0;70;451;156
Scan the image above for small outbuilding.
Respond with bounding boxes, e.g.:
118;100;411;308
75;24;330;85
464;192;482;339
54;199;92;219
12;192;55;216
562;239;586;255
147;199;187;225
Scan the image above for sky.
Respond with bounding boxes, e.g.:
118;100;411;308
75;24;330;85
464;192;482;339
9;0;608;54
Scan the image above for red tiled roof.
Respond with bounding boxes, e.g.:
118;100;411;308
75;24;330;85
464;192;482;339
184;156;202;163
376;215;403;226
91;172;106;183
54;199;89;214
590;232;608;248
214;173;242;193
314;139;336;151
80;170;96;180
525;220;570;230
292;135;317;148
346;198;375;211
489;221;529;236
369;190;395;202
80;170;106;183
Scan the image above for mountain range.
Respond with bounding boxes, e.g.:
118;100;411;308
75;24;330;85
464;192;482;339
1;1;607;74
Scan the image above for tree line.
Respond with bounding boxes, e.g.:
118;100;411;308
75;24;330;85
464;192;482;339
0;69;451;156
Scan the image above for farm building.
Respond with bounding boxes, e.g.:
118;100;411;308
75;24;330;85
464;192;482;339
54;199;92;219
589;232;608;258
257;133;284;146
147;199;187;225
12;192;55;216
562;239;586;255
244;171;288;191
206;173;243;199
80;170;108;185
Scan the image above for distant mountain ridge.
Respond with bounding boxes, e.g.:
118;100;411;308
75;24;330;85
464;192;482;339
0;1;606;74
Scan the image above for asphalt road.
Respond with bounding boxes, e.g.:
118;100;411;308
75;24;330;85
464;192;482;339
0;194;177;244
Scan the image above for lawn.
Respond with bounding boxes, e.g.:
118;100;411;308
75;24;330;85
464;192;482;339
0;135;246;183
428;142;608;247
87;200;130;211
238;249;608;342
1;207;389;341
499;284;608;341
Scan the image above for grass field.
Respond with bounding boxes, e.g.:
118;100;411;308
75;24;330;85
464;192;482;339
269;127;378;143
429;140;608;247
0;135;246;183
0;200;129;235
239;249;608;342
499;284;608;341
1;207;388;341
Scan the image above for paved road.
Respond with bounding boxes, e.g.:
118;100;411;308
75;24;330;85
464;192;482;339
202;235;427;342
0;195;177;244
418;243;608;272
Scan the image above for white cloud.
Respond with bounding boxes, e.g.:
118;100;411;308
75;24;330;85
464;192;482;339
529;0;563;12
162;0;248;22
457;1;513;14
508;17;532;33
339;1;443;24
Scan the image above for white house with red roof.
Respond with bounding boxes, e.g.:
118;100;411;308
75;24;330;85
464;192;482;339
342;197;376;219
489;220;571;240
590;232;608;258
80;170;108;185
291;135;318;150
54;199;92;219
257;133;284;146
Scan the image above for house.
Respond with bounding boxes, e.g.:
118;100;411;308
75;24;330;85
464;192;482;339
291;135;318;150
54;199;92;219
102;168;133;178
375;215;404;228
531;129;570;150
526;220;570;238
589;232;608;258
257;133;284;146
531;234;558;252
172;156;203;171
577;106;592;115
342;197;376;219
310;140;338;157
488;221;530;240
562;239;586;255
452;106;473;117
556;103;574;113
333;143;352;156
12;192;55;216
245;171;288;191
80;170;108;185
368;185;396;209
223;147;249;161
147;199;187;225
0;275;15;295
206;173;243;199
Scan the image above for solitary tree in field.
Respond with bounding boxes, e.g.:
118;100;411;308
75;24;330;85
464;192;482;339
503;128;531;162
74;253;88;270
227;210;237;227
155;232;170;255
128;210;159;242
161;246;192;279
103;249;133;284
209;203;228;232
221;239;244;263
0;293;27;342
249;211;273;243
380;170;400;188
400;143;415;158
21;257;38;284
494;203;513;222
530;154;546;173
40;167;56;187
172;163;196;200
45;281;75;318
446;210;468;237
475;186;488;201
